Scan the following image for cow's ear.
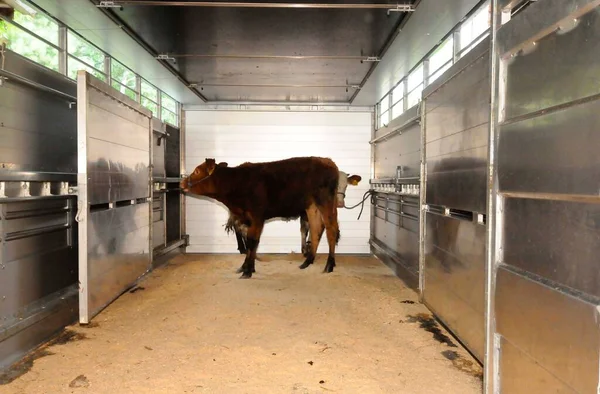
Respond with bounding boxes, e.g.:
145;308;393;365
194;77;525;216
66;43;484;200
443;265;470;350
348;175;362;185
205;158;217;175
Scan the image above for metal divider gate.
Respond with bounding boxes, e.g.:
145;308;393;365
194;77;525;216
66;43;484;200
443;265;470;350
76;71;153;324
487;0;600;392
420;37;491;364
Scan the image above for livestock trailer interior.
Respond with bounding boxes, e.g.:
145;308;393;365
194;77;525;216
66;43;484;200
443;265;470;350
0;0;598;392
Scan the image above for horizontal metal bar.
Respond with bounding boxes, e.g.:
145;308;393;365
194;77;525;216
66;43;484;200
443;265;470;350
374;205;419;221
500;191;600;204
99;1;416;10
5;223;70;241
153;177;183;183
192;82;359;88
167;53;369;60
369;114;420;144
0;171;76;182
153;238;186;258
0;68;77;101
370;177;397;184
0;195;75;203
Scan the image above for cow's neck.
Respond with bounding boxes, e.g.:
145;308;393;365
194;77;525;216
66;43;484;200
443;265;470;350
193;168;236;205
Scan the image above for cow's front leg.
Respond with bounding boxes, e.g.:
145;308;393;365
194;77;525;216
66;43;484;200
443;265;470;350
238;222;264;279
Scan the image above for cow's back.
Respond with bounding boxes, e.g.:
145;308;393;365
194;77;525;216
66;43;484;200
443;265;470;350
226;157;339;219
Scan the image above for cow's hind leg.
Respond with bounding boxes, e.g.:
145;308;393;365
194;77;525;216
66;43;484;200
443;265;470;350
299;205;325;269
318;202;340;273
238;221;263;279
300;212;310;257
234;229;248;255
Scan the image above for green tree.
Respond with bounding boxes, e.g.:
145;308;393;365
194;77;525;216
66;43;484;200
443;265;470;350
0;10;59;71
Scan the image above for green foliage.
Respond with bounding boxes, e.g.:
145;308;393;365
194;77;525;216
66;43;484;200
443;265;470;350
67;31;105;72
0;10;59;71
162;109;177;126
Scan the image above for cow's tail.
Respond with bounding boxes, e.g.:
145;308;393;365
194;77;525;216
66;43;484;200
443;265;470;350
224;216;235;234
336;229;341;245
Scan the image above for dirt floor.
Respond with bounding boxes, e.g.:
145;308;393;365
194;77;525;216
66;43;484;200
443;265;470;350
0;254;482;394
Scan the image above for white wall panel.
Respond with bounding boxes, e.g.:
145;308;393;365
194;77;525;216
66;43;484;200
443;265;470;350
185;110;372;254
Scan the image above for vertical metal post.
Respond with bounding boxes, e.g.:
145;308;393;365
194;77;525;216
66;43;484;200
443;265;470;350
104;55;111;84
135;75;141;103
485;1;511;392
418;92;427;302
76;71;90;324
58;26;67;76
453;30;461;63
402;79;408;112
179;109;187;247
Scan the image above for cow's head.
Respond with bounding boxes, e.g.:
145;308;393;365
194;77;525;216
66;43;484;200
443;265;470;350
181;159;228;192
337;171;362;208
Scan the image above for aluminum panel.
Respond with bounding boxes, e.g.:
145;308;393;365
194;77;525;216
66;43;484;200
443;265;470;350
0;290;77;371
422;40;490;213
503;197;600;297
373;216;420;272
498;99;600;196
495;267;600;393
85;203;151;319
423;212;486;362
0;198;77;322
0;77;76;174
499;337;578;394
426;147;488;213
87;138;150;205
78;72;152;323
503;7;600;120
374;123;421;179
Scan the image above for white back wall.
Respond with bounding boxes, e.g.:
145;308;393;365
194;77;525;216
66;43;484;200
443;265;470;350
184;110;372;254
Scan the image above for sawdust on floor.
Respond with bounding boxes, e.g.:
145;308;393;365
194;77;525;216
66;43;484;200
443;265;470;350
0;254;482;394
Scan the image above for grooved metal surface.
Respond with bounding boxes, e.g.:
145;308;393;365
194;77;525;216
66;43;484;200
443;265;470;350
492;2;600;392
423;212;486;362
424;38;490;214
78;72;152;323
0;54;78;374
495;267;600;393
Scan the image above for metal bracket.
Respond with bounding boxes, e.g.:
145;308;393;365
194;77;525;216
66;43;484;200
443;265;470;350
97;1;121;8
156;54;176;61
387;4;415;15
361;56;381;63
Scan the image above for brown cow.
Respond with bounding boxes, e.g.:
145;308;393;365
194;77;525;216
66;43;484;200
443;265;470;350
225;171;362;256
181;157;341;278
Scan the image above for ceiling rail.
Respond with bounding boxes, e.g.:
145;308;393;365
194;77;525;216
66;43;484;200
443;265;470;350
97;1;415;11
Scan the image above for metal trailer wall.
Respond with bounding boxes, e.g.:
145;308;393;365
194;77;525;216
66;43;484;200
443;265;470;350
370;106;422;290
420;37;491;363
76;72;153;324
0;51;79;371
488;1;600;392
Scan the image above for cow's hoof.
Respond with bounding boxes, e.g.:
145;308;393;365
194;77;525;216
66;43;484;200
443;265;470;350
239;271;253;279
236;266;255;273
299;261;312;269
323;265;335;273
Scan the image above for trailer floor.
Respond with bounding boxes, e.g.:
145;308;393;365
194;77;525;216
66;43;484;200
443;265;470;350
1;254;482;394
